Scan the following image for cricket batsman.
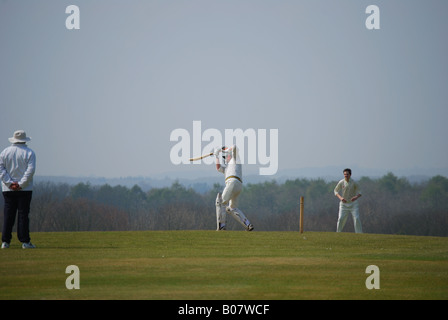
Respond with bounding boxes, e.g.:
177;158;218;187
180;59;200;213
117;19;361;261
213;145;254;231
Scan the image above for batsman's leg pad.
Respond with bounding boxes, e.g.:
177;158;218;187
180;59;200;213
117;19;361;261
226;207;251;230
216;193;226;230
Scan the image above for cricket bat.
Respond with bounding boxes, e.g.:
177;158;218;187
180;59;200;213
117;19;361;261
189;152;213;162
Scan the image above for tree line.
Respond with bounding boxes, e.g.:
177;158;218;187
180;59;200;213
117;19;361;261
0;173;447;236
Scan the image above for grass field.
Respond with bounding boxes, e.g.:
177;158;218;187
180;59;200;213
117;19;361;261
0;230;447;300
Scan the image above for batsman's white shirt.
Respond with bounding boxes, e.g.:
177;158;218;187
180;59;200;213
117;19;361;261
217;145;242;182
218;146;242;208
218;160;242;182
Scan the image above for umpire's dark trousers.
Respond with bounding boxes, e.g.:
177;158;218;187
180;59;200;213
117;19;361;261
2;191;32;244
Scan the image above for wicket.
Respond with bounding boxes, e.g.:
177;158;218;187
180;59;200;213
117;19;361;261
300;196;304;233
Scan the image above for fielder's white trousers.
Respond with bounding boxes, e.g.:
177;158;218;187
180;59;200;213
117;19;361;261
337;201;363;233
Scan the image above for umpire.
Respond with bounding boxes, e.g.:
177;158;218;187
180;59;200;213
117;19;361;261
0;130;36;249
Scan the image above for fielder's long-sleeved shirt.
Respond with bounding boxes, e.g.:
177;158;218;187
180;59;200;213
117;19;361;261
0;143;36;192
334;178;361;203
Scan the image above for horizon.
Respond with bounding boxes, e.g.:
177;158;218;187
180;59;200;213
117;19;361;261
34;165;448;190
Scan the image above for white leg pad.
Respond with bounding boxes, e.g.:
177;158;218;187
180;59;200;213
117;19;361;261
216;193;226;230
226;207;251;230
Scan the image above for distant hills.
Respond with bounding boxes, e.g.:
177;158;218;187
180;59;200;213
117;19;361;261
35;166;448;193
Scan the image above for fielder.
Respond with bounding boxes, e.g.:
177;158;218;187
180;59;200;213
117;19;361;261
213;145;254;231
334;168;363;233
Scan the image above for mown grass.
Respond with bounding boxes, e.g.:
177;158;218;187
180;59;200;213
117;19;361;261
0;230;447;300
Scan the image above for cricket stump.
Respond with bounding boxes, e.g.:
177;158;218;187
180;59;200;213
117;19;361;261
300;196;304;233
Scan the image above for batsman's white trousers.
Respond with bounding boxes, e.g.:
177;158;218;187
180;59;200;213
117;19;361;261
337;201;363;233
221;178;242;208
216;178;251;230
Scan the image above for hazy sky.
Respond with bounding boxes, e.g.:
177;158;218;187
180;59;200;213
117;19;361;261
1;0;447;178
